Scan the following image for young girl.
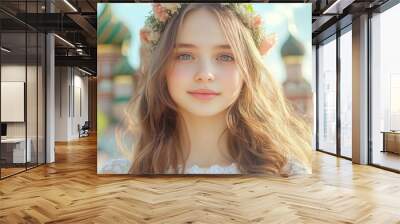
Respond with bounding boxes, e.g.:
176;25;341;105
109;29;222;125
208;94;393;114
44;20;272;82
107;3;312;176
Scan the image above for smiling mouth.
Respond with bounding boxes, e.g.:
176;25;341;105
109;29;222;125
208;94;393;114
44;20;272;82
187;89;220;100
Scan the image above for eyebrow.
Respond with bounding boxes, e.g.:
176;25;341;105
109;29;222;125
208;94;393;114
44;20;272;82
174;43;231;50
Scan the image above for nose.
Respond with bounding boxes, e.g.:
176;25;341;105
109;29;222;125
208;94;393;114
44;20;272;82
194;59;215;82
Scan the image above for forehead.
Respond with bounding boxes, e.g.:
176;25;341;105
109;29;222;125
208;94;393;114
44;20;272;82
176;8;228;47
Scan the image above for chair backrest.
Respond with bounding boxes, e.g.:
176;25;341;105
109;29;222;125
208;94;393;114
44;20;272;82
82;121;90;129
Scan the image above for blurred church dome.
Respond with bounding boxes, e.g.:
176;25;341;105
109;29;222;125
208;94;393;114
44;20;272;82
98;4;131;45
280;32;305;59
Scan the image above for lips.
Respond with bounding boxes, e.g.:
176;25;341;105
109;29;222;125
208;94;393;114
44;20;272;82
187;89;220;100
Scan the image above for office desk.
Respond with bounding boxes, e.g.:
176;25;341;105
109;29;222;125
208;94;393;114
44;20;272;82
381;131;400;154
1;138;31;163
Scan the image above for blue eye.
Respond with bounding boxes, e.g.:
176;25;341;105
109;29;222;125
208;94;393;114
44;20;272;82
217;54;234;62
177;54;193;61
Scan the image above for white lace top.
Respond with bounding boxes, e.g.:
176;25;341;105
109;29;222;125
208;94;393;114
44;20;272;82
99;157;311;175
170;163;241;174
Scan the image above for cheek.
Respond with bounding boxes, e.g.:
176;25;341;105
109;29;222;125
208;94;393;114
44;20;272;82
218;67;243;95
166;64;195;96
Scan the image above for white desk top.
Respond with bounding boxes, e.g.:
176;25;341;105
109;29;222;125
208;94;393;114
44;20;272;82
1;138;28;143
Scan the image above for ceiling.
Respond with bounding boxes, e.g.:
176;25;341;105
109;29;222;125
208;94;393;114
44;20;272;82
0;0;97;74
310;0;390;44
0;0;395;75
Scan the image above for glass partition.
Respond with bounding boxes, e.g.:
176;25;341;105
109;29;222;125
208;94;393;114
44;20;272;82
27;30;38;169
1;30;28;178
0;1;46;179
38;32;45;165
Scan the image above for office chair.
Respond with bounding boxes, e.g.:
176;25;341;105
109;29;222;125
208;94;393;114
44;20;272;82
79;121;90;138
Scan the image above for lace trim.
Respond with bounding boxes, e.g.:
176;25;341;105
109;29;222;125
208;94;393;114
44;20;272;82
181;163;240;174
100;158;311;175
281;157;312;176
100;159;241;174
100;158;131;174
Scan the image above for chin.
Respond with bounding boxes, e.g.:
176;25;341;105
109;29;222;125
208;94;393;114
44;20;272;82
182;105;226;117
188;110;223;117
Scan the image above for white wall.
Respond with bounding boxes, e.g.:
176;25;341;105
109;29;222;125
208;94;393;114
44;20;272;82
54;67;89;141
1;82;25;122
1;65;26;139
55;67;69;141
72;73;89;138
1;65;26;81
1;64;46;163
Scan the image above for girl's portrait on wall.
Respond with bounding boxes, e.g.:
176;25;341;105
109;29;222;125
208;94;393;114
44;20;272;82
97;3;314;176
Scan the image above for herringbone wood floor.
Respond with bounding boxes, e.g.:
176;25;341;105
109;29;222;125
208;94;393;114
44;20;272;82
1;135;400;224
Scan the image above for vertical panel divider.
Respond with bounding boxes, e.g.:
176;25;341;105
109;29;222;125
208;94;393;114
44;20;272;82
337;28;341;157
25;0;28;171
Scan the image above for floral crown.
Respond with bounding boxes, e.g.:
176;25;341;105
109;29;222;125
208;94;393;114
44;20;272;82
140;3;276;55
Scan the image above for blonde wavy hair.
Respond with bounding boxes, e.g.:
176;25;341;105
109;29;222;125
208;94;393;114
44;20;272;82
117;4;312;175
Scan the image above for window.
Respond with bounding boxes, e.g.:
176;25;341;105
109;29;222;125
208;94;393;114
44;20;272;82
317;36;337;154
339;28;352;158
371;3;400;171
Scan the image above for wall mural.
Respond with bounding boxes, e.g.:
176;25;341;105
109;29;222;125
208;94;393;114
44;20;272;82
97;3;313;175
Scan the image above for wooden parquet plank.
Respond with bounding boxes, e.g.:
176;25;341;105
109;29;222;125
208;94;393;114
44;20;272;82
0;135;400;223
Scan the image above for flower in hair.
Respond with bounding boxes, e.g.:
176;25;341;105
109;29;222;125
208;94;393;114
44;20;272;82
140;3;275;55
139;26;151;44
252;15;262;28
152;4;169;22
160;3;181;14
259;33;277;55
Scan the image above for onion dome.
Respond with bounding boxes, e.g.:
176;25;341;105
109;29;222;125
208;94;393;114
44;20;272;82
280;32;305;63
98;4;131;45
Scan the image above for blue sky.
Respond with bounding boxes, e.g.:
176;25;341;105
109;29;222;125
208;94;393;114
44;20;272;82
98;3;312;83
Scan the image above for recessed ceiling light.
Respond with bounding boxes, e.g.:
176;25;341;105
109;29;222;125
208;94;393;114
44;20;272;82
54;34;75;48
322;0;354;15
63;0;78;12
1;47;11;53
78;67;93;76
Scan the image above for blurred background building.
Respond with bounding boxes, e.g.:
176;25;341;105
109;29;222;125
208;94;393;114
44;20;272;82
281;32;313;125
97;4;135;169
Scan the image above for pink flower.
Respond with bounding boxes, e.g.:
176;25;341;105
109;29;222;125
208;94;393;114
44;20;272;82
152;3;162;14
159;12;169;22
252;15;262;28
259;34;276;55
140;27;151;44
153;3;169;22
